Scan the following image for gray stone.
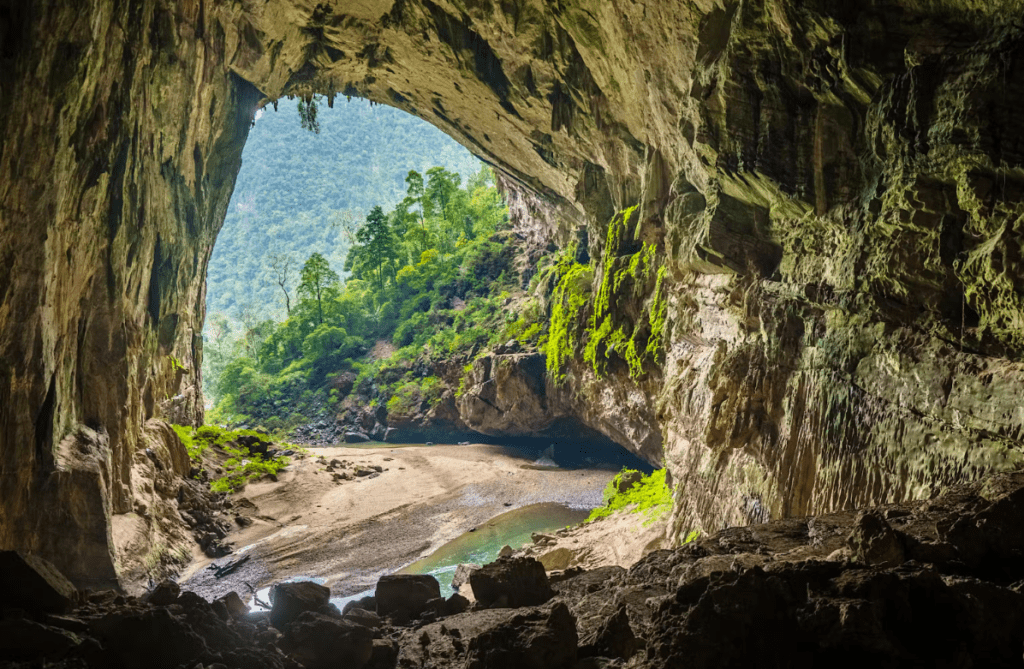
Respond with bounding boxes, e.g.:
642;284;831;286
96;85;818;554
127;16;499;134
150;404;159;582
469;557;554;609
269;581;331;630
375;574;441;619
283;612;374;669
451;563;481;591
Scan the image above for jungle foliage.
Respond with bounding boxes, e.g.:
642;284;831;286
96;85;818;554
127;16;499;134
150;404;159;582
171;424;293;493
206;166;530;430
203;98;482;397
204;98;480;325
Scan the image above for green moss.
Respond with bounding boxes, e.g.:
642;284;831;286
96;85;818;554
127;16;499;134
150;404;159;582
172;423;292;491
545;261;592;382
586;468;672;525
593;206;637;322
210;443;290;493
541;209;665;383
645;265;668;360
171;424;201;461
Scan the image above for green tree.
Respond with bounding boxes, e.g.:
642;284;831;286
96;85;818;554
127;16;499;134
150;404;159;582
297;96;321;134
424;166;461;218
347;205;398;292
298;252;339;325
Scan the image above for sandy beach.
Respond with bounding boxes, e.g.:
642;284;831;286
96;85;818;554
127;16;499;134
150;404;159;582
181;443;613;600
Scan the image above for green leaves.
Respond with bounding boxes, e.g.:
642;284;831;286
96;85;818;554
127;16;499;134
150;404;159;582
207;162;517;428
347;205;398;292
298;253;340;324
586;469;672;525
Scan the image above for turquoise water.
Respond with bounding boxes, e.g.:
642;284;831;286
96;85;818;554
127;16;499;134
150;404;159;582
399;502;590;597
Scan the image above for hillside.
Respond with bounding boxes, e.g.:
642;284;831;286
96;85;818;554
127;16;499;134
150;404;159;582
205;97;481;321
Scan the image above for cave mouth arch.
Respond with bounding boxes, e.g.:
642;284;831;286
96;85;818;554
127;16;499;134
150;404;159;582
7;0;1021;594
2;0;649;591
202;94;653;473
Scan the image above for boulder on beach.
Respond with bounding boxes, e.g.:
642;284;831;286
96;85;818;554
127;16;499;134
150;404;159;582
469;557;554;609
343;595;376;614
215;591;250;619
269;581;330;630
143;579;181;606
375;574;441;619
345;431;371;443
539;548;576;571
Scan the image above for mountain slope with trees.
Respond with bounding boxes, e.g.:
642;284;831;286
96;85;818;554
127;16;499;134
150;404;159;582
206;166;528;436
206;97;481;321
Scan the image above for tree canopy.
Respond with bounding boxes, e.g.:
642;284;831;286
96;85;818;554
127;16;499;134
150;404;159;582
298;253;340;324
205;164;527;431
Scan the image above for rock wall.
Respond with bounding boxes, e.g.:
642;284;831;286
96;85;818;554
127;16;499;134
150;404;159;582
0;0;258;586
2;0;1024;583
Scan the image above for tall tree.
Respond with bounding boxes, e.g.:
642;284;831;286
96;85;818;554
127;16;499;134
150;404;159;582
346;206;399;293
425;167;464;253
424;167;461;215
297;95;321;134
298;252;339;324
267;252;294;315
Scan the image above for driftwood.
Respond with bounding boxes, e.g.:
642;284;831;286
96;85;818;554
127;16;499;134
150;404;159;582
206;554;251;579
245;581;272;610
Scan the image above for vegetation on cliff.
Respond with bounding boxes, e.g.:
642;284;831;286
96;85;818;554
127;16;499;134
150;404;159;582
171;424;293;493
542;206;668;383
586;468;672;524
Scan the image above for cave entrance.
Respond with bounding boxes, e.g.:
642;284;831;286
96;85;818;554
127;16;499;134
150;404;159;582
201;96;484;412
202;95;652;478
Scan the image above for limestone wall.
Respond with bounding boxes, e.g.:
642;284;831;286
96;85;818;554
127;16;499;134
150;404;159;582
2;0;1024;583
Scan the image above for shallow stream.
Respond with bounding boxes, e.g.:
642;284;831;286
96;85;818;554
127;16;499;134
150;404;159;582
399;502;590;598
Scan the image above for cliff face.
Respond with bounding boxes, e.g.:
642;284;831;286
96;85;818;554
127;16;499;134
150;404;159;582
2;0;1024;583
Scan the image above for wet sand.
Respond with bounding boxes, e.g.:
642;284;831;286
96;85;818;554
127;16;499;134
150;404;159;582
181;443;611;601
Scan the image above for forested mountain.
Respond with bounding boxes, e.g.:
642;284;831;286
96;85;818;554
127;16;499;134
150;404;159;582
207;167;519;429
205;97;481;321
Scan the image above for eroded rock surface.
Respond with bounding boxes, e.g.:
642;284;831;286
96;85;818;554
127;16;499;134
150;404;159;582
3;0;1024;580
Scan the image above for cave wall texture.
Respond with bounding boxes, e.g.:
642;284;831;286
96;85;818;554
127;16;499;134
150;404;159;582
2;0;1024;586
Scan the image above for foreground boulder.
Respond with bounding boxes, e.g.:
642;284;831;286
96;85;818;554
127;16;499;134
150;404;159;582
398;602;578;669
143;579;181;606
281;612;373;669
269;581;331;630
0;617;82;661
375;574;440;619
469;557;554;608
0;551;77;614
89;607;213;669
5;470;1024;668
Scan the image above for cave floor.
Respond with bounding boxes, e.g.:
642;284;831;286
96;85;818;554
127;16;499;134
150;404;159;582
179;443;613;600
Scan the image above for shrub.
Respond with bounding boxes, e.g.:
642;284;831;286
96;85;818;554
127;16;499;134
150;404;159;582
211;443;290;493
172;423;291;491
586;468;672;525
386;381;423;415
